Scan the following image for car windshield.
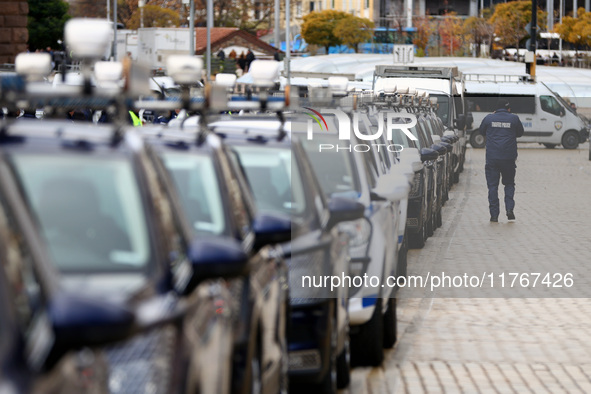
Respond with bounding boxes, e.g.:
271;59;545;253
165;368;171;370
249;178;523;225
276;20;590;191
11;155;151;273
432;94;451;127
299;134;360;199
232;145;306;216
161;153;226;236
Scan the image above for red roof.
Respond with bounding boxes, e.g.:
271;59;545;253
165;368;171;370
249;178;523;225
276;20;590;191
194;27;281;55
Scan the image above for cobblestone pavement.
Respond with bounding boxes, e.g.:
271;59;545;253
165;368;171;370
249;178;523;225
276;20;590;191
346;143;591;393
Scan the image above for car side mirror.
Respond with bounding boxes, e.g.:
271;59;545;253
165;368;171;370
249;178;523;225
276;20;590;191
253;211;292;248
46;292;135;370
327;197;365;229
185;236;248;292
420;147;439;162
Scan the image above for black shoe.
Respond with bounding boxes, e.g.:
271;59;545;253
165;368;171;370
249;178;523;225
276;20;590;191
490;216;498;222
507;211;515;220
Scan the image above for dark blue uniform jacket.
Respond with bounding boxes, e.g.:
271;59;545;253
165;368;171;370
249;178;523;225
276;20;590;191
479;109;525;161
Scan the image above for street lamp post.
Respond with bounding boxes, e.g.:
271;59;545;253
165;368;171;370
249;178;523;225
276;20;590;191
206;0;213;80
139;0;145;29
112;0;117;60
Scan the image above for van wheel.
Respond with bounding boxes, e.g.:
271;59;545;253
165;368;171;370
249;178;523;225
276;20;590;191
470;131;485;148
543;143;557;149
562;130;579;149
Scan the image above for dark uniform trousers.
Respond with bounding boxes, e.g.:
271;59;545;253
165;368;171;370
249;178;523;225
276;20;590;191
485;158;516;218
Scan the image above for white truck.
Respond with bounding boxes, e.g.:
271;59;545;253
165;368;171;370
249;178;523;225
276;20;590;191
136;28;191;69
464;74;589;150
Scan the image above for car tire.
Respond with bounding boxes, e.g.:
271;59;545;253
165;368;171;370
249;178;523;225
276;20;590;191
543;143;557;149
249;339;262;394
336;324;351;389
382;297;397;349
397;233;408;277
317;313;338;394
470;131;485;148
561;130;579;149
409;225;425;249
351;298;384;367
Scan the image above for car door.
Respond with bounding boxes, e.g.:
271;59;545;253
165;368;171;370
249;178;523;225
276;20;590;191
538;94;566;142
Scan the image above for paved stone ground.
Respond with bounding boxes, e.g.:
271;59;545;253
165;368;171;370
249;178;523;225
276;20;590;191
346;143;591;393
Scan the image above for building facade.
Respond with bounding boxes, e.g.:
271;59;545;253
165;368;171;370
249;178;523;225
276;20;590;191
0;0;28;64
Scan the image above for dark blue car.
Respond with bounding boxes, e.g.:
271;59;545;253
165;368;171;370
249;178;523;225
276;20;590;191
0;118;244;394
142;125;291;394
210;115;365;393
0;160;127;393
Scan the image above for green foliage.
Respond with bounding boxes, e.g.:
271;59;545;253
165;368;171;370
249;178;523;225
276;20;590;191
301;10;350;53
127;5;180;29
333;15;374;53
28;0;71;51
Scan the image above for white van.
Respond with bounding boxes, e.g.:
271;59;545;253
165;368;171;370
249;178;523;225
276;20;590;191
464;74;588;149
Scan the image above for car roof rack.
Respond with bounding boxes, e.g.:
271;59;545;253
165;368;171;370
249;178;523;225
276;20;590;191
0;18;151;146
374;65;459;79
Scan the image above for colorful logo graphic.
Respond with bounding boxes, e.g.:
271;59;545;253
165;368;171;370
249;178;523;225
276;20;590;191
303;107;328;131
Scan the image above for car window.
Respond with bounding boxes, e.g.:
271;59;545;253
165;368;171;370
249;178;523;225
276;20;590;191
540;95;564;117
162;153;226;236
232;145;306;217
0;189;54;371
11;155;151;272
217;149;254;241
0;191;42;330
299;134;361;198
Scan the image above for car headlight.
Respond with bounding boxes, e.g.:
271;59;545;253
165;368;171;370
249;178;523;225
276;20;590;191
338;218;371;259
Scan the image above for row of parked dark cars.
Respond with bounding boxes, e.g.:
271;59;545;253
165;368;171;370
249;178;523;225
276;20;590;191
0;19;466;394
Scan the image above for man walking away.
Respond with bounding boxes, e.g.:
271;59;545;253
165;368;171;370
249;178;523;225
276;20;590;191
479;99;524;222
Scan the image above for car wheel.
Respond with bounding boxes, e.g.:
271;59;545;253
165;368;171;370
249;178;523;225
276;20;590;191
397;233;408;277
543;143;557;149
336;323;350;389
250;340;262;394
351;298;384;367
561;130;579;149
470;131;485;148
317;313;338;394
382;297;397;349
409;225;425;249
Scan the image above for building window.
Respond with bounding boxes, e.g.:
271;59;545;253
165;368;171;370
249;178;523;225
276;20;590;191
296;2;302;17
310;1;314;11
